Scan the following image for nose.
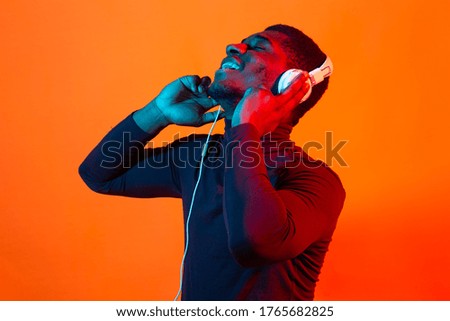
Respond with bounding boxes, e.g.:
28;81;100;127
226;43;247;56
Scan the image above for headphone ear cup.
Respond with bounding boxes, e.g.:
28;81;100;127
277;69;302;94
277;69;312;103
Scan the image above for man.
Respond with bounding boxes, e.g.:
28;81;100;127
79;24;345;300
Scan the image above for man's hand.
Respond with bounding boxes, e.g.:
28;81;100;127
231;71;310;136
154;75;222;127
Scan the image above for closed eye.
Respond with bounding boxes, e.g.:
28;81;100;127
241;34;272;52
247;44;265;51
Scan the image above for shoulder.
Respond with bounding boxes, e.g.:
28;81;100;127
277;145;346;210
283;145;344;184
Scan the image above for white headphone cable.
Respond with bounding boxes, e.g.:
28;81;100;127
174;107;222;301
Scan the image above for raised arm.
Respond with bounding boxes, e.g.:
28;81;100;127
223;123;345;266
223;73;345;266
79;75;223;197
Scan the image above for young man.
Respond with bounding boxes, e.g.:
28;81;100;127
79;24;345;300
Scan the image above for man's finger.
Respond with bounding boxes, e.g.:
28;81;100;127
200;110;225;125
280;72;312;109
180;75;201;93
289;78;311;105
192;97;219;109
279;71;309;101
198;76;212;94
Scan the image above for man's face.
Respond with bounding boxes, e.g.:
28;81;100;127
208;30;291;104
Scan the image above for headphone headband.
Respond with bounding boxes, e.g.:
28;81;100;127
309;56;333;86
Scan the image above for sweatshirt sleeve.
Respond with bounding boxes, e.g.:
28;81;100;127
78;112;182;198
223;123;345;267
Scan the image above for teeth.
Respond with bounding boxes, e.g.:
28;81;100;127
222;62;239;70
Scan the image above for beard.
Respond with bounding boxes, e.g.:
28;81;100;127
207;66;272;118
207;79;244;102
206;79;246;118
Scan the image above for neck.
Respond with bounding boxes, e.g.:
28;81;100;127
217;98;240;120
224;118;293;143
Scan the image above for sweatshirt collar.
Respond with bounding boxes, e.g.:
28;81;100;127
224;118;295;167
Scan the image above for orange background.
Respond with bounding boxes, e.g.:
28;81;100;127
1;0;449;300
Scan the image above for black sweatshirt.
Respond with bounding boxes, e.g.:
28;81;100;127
79;112;345;300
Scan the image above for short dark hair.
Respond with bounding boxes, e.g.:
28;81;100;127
265;24;330;125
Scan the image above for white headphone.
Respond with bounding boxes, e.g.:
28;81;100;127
277;56;333;101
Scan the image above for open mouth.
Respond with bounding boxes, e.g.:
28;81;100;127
221;61;240;70
220;57;243;71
